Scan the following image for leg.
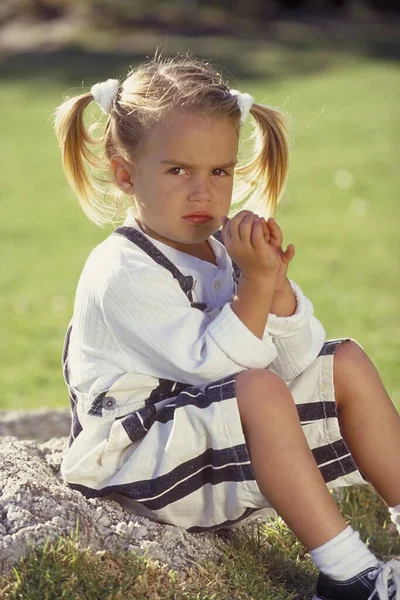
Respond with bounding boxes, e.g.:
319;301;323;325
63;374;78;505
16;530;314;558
333;341;400;507
235;369;347;551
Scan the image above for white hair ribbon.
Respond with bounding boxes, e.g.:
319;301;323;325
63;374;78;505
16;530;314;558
230;89;254;124
90;78;119;114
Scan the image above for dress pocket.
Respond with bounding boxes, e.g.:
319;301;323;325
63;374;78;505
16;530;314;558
87;372;162;419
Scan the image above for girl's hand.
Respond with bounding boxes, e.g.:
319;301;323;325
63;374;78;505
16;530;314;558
221;210;279;283
260;217;295;291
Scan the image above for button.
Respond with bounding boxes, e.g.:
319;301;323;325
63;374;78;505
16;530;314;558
213;280;221;290
102;396;117;410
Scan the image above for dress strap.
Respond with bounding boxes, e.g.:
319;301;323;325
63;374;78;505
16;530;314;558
211;229;241;284
114;226;198;305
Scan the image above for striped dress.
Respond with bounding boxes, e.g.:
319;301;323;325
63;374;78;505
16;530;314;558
60;219;367;532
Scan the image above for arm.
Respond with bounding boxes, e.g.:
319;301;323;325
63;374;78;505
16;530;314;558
269;277;297;317
231;274;277;339
263;278;326;381
252;218;325;380
100;264;279;387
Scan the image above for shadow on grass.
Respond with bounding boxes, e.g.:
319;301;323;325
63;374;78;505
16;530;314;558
0;45;326;84
214;525;317;600
0;16;399;85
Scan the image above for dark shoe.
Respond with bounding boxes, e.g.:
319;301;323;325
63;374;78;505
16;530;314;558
312;560;400;600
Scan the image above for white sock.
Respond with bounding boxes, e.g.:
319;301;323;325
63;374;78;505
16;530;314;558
389;503;400;534
309;525;379;581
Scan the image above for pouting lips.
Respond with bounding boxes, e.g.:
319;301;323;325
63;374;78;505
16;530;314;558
183;214;212;218
183;215;213;223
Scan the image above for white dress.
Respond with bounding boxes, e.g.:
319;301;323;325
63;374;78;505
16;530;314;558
60;217;367;532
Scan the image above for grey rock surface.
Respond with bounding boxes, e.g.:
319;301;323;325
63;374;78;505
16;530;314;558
0;408;71;441
0;409;380;585
0;435;226;574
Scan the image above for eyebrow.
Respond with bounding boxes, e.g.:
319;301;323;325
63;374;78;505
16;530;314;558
160;159;237;169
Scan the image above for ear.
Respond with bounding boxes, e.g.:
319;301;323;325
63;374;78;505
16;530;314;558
111;155;135;195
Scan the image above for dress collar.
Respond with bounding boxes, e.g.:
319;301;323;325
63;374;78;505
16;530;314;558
122;212;227;271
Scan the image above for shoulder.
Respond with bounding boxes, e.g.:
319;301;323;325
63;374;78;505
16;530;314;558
84;233;168;277
75;232;174;298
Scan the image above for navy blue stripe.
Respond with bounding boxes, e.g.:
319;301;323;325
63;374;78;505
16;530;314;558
156;380;235;423
88;391;108;417
146;378;191;406
67;441;360;512
62;323;83;446
142;462;251;510
69;461;250;509
68;444;252;507
297;401;337;422
320;455;359;483
68;395;83;448
121;376;236;441
61;323;73;375
191;302;208;311
318;339;350;357
121;405;157;442
311;439;350;466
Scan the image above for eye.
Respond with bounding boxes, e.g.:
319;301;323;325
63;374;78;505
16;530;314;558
168;167;186;176
212;168;229;176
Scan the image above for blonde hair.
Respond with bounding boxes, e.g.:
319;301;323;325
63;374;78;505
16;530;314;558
53;51;290;227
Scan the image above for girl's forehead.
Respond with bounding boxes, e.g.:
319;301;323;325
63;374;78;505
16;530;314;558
145;111;239;160
162;109;236;132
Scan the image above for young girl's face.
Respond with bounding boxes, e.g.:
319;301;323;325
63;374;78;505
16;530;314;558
124;110;239;254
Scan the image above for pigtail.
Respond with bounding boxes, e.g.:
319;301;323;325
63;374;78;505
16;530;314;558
53;92;110;226
234;102;290;217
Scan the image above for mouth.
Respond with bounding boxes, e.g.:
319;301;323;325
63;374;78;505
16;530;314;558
183;214;213;224
183;212;212;218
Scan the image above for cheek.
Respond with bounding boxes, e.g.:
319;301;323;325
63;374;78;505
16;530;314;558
216;177;234;195
136;175;165;202
161;177;188;197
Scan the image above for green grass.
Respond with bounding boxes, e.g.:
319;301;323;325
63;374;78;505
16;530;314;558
0;45;399;410
1;486;399;600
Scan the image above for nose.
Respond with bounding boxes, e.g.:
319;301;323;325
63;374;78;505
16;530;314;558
187;176;212;203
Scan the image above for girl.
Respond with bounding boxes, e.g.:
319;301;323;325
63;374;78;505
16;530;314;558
54;53;400;599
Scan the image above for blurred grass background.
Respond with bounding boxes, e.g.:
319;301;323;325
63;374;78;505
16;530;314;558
0;0;399;412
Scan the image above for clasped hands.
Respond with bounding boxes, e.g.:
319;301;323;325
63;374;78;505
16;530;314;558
258;215;295;293
222;210;295;292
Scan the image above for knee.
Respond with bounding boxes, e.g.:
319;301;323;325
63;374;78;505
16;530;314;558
333;340;368;375
235;368;287;397
235;369;292;423
333;340;371;407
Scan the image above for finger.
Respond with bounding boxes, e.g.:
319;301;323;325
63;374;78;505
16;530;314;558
229;211;253;226
236;213;256;243
222;215;240;243
267;218;282;244
281;243;295;264
260;218;271;242
251;219;265;247
261;217;276;244
237;210;255;218
232;210;254;228
267;218;283;247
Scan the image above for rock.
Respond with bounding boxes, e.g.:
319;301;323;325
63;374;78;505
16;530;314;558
0;408;71;441
0;434;226;574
